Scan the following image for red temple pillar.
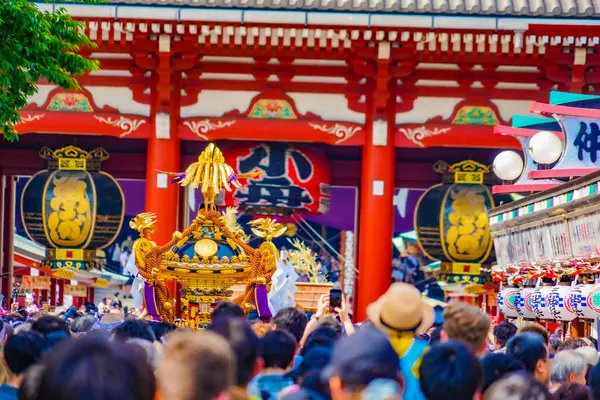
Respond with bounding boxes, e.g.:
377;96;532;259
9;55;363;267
88;287;95;304
50;278;57;306
57;280;64;307
146;61;182;305
355;92;395;321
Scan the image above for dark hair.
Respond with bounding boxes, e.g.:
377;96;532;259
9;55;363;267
286;346;333;398
273;308;308;343
31;316;70;337
32;335;155;400
262;330;297;369
302;327;338;356
212;301;245;320
208;317;261;386
517;324;549;345
506;333;548;374
552;382;592;400
481;353;525;393
70;316;97;335
18;364;44;400
557;338;589;352
483;372;551;400
151;322;177;342
113;320;155;343
493;321;518;348
587;336;598;350
4;331;43;375
419;340;483;400
317;316;342;337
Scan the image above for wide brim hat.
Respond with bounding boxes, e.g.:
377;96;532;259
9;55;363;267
367;282;434;336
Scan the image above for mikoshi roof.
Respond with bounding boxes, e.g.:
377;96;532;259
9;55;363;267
104;0;598;17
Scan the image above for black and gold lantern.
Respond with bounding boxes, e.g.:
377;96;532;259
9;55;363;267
415;160;494;284
21;146;124;272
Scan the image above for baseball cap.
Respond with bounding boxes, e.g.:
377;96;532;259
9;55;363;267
323;326;400;386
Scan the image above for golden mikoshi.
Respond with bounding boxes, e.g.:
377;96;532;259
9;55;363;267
129;143;286;328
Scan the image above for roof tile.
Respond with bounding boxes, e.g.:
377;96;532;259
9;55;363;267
103;0;598;16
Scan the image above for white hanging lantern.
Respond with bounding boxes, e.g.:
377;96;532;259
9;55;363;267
531;286;552;319
515;287;537;319
498;287;520;318
546;285;576;321
569;284;600;320
493;151;524;181
529;131;562;165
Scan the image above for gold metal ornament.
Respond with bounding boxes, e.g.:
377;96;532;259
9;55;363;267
194;239;219;258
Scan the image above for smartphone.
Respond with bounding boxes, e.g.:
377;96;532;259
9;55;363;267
330;288;342;309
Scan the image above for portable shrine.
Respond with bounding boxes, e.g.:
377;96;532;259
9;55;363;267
128;143;287;328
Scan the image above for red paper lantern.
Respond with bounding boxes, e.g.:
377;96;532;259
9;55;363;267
221;143;331;215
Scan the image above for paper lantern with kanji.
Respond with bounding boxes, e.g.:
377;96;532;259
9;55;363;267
515;287;537;319
21;146;124;271
498;287;520;318
530;286;552;319
546;286;576;321
569;284;600;320
221;143;331;215
415;160;494;265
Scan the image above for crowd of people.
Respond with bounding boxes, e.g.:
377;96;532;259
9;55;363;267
1;282;600;399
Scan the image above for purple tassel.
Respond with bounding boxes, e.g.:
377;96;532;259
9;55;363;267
144;283;160;320
172;172;186;183
254;284;272;321
228;173;237;183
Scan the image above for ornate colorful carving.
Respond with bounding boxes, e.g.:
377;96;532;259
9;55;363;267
47;93;94;112
183;119;236;140
398;126;451;147
93;116;146;138
309;123;362;144
452;106;499;126
248;99;297;119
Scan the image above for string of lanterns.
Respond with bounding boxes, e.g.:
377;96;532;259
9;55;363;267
491;258;600;285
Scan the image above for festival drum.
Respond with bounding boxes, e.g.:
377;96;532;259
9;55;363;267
515;287;537;319
530;286;552;320
498;287;520;318
546;285;576;321
569;284;600;320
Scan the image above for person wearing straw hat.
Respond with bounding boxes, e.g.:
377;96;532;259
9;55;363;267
366;282;434;400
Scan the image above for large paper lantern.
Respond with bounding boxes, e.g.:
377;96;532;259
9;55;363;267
515;287;537;319
222;143;330;215
416;160;494;265
569;284;600;320
530;286;552;320
498;287;520;318
21;146;124;271
546;285;576;321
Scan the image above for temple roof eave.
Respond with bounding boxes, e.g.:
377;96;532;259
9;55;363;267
37;2;600;30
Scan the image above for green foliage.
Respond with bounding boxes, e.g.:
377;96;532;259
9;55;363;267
0;0;105;142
